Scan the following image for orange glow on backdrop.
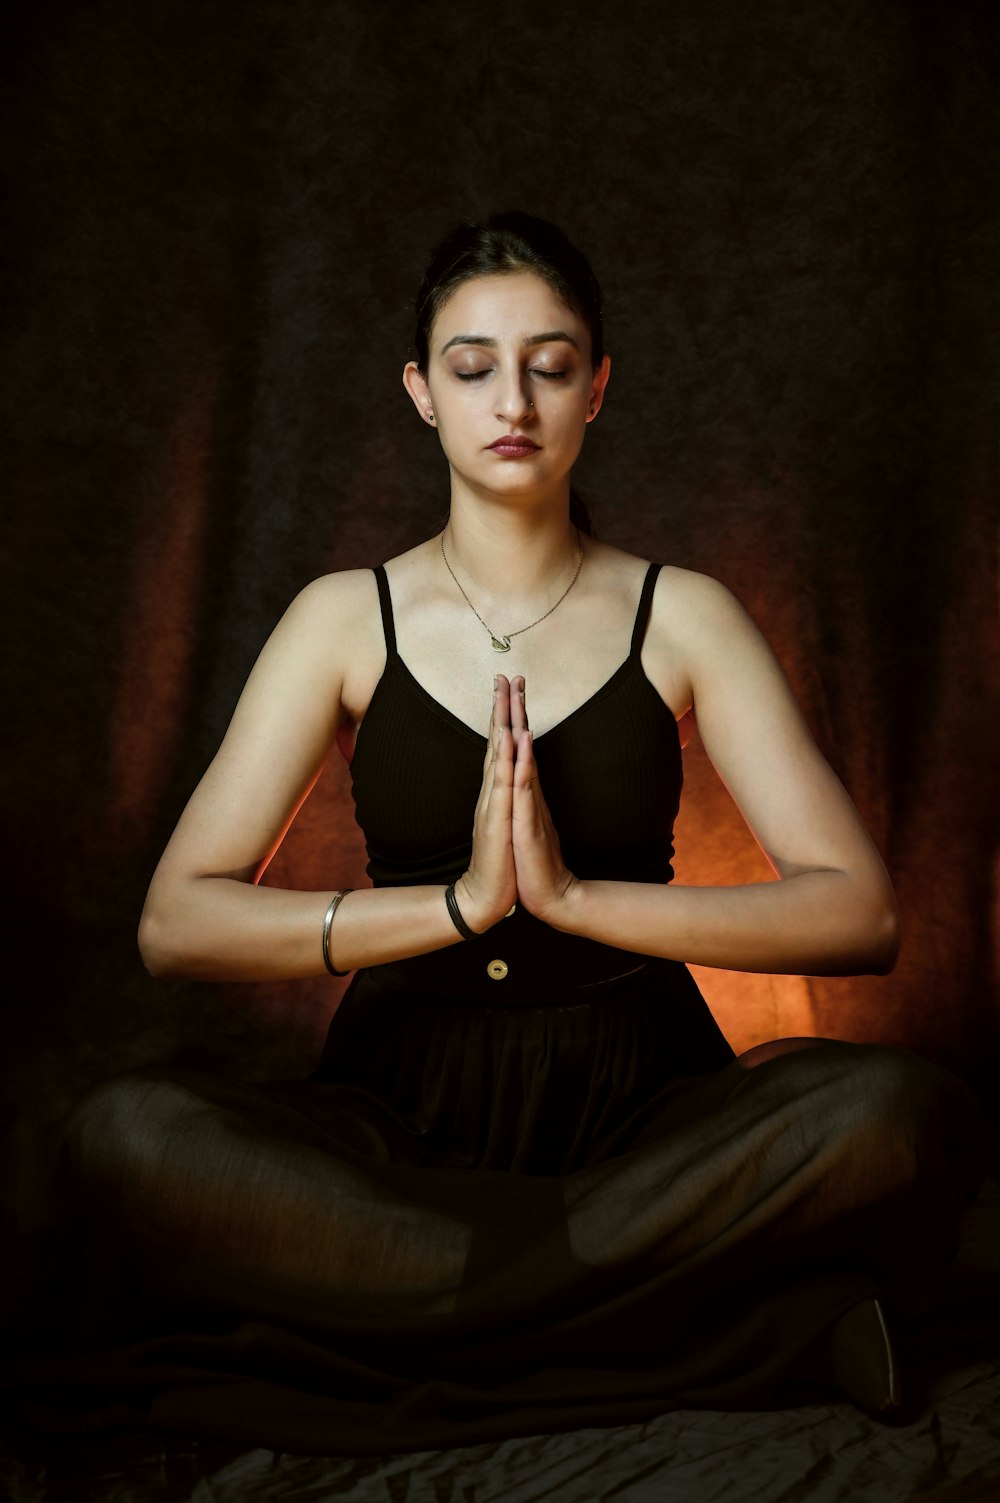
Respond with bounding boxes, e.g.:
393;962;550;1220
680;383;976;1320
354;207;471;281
667;474;824;1052
672;727;817;1054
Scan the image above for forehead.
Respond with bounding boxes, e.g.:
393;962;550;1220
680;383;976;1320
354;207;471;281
431;271;585;351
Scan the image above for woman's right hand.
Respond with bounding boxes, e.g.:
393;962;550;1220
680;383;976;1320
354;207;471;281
454;675;518;933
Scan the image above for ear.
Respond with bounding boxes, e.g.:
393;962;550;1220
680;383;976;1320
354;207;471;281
585;354;612;423
402;361;437;426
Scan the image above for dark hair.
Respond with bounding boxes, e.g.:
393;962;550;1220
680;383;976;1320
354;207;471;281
413;211;604;536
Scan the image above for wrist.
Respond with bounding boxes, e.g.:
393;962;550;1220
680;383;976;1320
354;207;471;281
542;872;586;933
452;874;494;936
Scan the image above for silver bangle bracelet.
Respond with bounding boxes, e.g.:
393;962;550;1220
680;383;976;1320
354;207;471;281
322;889;353;976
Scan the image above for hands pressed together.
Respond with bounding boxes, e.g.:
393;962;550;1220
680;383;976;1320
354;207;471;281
454;675;578;934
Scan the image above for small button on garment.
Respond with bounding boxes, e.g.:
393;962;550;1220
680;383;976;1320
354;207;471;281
487;959;509;981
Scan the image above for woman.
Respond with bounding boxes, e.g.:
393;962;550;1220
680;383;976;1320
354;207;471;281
12;213;987;1453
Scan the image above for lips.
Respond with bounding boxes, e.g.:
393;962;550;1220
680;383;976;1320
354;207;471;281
488;436;540;455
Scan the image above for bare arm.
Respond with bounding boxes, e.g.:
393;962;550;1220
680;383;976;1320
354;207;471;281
513;572;900;976
138;573;514;981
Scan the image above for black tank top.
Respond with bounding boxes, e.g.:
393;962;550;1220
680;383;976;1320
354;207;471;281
349;561;683;1003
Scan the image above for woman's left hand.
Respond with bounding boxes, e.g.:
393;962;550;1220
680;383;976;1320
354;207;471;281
508;676;579;925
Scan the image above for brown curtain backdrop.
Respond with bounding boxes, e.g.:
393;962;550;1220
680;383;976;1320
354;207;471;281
3;0;997;1138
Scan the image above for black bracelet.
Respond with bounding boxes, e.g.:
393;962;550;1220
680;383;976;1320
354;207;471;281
445;881;478;941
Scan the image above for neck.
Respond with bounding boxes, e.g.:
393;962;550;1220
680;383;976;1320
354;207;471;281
442;497;582;609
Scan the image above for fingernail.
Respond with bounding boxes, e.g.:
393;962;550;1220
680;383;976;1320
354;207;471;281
494;675;499;690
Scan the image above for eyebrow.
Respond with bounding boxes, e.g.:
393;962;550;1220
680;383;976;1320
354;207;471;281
440;330;581;354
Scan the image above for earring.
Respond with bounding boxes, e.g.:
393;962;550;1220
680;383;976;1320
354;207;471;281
427;411;435;423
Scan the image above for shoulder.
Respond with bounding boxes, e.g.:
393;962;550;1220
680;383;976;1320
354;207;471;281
283;567;380;627
581;542;736;618
248;569;385;694
649;565;758;645
583;542;756;642
273;567;386;650
640;564;771;716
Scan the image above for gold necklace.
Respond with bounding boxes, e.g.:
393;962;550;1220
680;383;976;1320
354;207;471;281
440;530;584;653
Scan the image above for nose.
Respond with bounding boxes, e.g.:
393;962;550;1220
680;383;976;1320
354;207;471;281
494;369;534;425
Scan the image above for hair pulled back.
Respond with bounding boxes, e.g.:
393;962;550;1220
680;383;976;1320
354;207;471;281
413;211;603;535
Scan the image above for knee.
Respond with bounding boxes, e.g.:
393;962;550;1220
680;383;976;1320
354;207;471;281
743;1039;966;1165
826;1045;989;1255
836;1045;928;1142
843;1044;980;1142
739;1037;923;1133
804;1042;983;1192
742;1038;954;1125
63;1069;204;1186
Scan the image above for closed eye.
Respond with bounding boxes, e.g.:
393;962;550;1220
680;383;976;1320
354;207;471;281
453;368;569;383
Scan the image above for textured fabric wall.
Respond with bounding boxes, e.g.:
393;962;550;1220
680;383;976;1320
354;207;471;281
3;0;997;1131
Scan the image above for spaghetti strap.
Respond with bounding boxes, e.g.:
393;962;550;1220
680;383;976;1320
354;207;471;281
630;562;662;657
373;565;397;657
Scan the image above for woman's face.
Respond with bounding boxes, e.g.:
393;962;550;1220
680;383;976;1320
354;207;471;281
403;271;610;503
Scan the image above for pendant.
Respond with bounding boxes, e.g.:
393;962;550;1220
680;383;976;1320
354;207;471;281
491;635;511;652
